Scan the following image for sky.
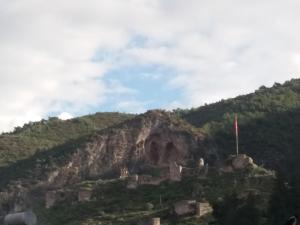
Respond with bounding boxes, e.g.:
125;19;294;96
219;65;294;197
1;0;300;132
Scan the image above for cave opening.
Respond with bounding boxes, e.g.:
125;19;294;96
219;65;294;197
163;142;178;163
149;141;160;164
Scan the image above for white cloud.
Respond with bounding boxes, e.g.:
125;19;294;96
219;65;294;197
58;112;73;120
1;0;300;131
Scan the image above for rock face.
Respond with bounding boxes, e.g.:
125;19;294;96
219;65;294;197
45;110;212;187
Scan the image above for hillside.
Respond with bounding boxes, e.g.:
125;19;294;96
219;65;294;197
0;112;133;167
0;110;210;189
1;79;300;225
178;78;300;171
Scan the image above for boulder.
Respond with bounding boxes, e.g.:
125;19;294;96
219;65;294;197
232;154;255;170
4;211;37;225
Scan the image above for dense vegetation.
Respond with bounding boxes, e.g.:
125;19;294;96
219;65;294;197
177;79;300;170
0;112;133;167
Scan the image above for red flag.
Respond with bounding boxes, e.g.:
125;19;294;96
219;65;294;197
234;114;238;136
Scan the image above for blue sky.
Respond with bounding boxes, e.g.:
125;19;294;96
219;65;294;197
101;64;180;112
0;0;300;131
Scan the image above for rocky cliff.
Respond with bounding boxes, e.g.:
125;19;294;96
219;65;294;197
45;110;215;188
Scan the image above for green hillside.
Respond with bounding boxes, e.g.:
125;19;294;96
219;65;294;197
177;79;300;170
0;112;133;167
2;79;300;225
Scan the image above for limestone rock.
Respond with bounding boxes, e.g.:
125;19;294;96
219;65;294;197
44;110;212;188
232;154;255;170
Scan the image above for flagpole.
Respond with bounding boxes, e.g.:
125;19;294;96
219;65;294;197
235;114;239;156
236;127;239;156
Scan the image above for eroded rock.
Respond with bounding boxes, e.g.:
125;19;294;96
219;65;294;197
44;110;211;187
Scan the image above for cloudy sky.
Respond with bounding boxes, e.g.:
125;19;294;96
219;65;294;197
0;0;300;132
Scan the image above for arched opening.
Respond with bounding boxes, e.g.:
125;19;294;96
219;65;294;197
149;142;160;164
163;142;178;163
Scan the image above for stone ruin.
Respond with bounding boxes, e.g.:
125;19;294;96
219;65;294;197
125;158;207;189
138;175;168;186
45;188;93;208
45;191;57;209
169;162;182;182
119;167;129;179
173;200;213;217
150;217;160;225
45;189;69;209
196;202;213;217
78;189;92;202
174;200;196;216
126;175;139;189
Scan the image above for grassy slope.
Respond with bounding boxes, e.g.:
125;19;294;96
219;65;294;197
0;112;133;167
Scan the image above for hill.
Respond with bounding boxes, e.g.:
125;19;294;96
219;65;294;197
177;78;300;171
0;112;133;167
1;78;300;225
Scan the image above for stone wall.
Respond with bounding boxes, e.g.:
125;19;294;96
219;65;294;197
138;175;168;186
78;190;92;202
196;202;213;217
150;217;160;225
45;191;57;209
120;167;129;179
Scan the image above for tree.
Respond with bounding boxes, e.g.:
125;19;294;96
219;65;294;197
213;191;263;225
